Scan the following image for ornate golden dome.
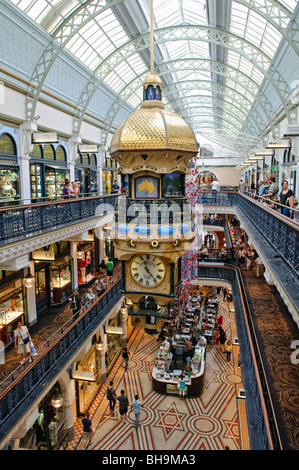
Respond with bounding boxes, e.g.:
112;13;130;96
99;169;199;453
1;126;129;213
110;107;198;155
143;73;162;87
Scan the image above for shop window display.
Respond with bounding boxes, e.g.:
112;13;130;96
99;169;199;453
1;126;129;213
77;244;96;285
0;165;20;201
0;278;24;345
44;167;70;199
106;333;123;375
50;256;72;304
19;385;67;450
76;344;102;415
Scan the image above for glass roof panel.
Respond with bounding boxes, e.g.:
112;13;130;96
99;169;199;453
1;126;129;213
8;0;299;157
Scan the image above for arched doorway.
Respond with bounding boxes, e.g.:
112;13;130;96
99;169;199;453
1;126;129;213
198;170;218;188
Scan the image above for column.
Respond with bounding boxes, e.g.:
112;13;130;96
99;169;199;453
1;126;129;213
68;135;82;185
70;241;78;291
65;384;76;442
19;121;38;204
26;261;37;327
121;306;128;341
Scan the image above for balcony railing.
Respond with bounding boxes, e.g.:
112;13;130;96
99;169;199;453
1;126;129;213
0;194;118;246
198;191;299;274
0;276;122;442
193;263;282;450
115;196;192;224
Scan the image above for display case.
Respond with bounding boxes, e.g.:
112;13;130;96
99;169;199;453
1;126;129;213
152;340;206;397
0;279;24;345
30;163;43;200
0;165;20;202
50;257;71;305
45;167;70;199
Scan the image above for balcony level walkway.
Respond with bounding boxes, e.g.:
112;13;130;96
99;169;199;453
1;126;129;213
233;228;299;451
0;265;121;393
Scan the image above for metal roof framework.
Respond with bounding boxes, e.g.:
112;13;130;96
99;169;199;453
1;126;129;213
8;0;299;160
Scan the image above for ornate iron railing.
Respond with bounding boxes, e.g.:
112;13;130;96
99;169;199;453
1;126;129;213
0;278;122;442
0;194;118;246
195;263;281;450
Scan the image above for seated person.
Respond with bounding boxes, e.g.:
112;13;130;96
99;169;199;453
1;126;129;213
170;356;179;371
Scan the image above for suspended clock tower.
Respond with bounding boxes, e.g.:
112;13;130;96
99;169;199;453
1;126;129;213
109;1;198;330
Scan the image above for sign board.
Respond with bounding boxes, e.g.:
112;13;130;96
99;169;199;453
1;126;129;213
31;250;55;261
266;139;290;149
1;254;29;271
32;132;58;143
284;124;299;137
78;144;98;153
271;166;279;172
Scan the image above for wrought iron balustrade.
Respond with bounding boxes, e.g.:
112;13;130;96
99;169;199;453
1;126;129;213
0;278;122;441
193;264;281;450
115;197;192;225
0;194;118;246
199;191;299;274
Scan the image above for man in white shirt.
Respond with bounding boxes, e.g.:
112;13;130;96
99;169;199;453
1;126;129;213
211;179;220;191
211;179;220;202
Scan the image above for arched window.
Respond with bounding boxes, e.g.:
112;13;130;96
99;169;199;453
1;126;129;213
82;153;89;165
44;144;55;160
56;145;66;162
0;133;17;155
90;154;97;166
105;156;112;167
30;144;43;159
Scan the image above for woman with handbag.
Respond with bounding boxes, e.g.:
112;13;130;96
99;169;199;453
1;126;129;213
14;321;32;364
69;290;81;320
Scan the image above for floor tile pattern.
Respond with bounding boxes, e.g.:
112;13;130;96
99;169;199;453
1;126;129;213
67;297;250;451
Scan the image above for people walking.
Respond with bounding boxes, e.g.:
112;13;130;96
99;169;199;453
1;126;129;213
84;288;95;308
131;394;144;428
81;412;94;446
14;321;32;364
122;347;130;371
117;390;129;422
107;381;117;415
224;340;233;362
106;258;114;283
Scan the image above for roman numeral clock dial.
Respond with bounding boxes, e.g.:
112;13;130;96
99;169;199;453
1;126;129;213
130;254;166;288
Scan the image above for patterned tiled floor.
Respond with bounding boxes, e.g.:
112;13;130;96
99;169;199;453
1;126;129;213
67;296;250;451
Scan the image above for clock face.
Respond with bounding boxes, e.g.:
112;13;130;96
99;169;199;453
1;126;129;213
130;254;166;288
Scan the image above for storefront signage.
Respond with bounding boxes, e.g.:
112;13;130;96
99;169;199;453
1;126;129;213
271;166;279;172
78;144;98;153
284;124;299;137
32;132;58;143
1;254;29;270
266;139;290;149
32;250;55;261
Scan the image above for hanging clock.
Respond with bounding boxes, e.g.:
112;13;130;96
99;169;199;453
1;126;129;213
130;254;166;287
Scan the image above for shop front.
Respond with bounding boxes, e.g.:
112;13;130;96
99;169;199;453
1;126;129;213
75;153;98;196
0;132;20;204
102;156;117;194
77;239;98;286
73;337;103;415
105;311;124;375
30;143;69;200
32;242;72;317
0;271;25;346
19;383;68;450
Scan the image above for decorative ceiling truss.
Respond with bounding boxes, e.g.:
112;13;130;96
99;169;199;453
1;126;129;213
8;0;298;157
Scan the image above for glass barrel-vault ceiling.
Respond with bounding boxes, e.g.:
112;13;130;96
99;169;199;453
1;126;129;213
8;0;299;160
